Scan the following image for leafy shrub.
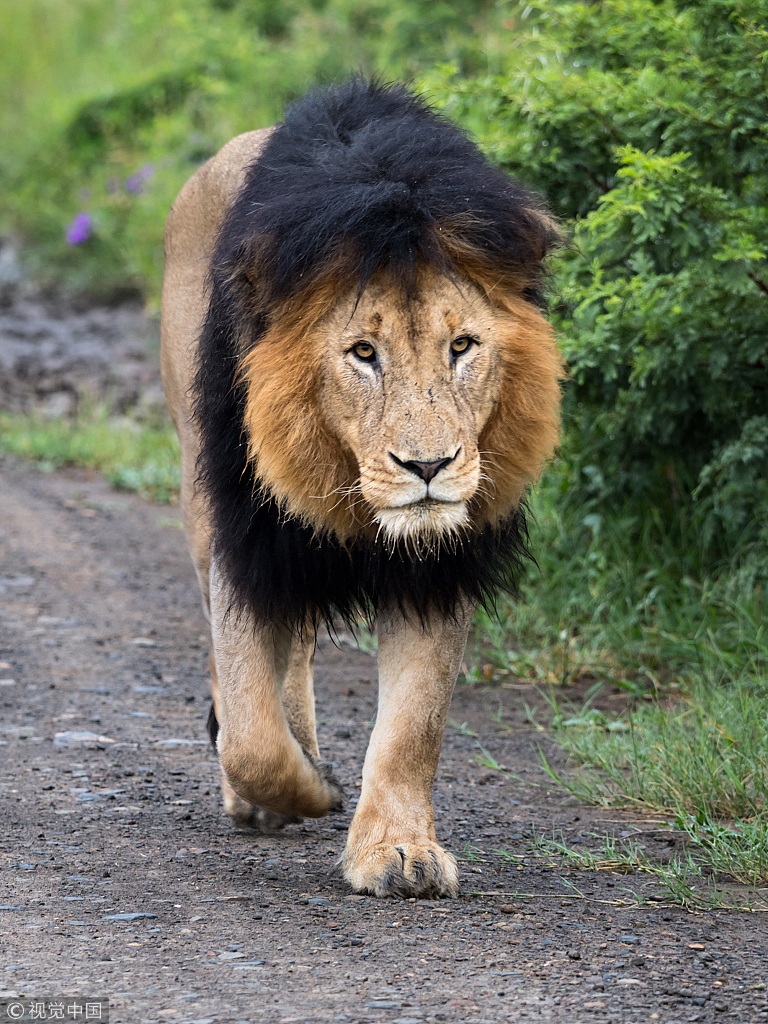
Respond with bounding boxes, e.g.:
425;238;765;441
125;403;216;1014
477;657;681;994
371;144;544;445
430;0;768;559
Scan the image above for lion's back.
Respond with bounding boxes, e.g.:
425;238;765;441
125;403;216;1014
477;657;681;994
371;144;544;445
160;128;273;431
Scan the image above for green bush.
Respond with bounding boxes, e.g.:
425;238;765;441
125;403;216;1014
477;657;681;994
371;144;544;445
430;0;768;560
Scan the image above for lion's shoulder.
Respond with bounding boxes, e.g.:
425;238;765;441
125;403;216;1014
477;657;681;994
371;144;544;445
164;128;274;265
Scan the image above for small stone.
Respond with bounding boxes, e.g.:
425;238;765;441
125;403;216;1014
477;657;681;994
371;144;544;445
308;897;331;906
567;949;581;960
155;738;206;747
54;731;115;747
500;904;519;914
366;1002;401;1010
350;938;364;946
131;637;157;647
335;728;351;739
619;934;640;944
688;943;706;951
102;912;158;921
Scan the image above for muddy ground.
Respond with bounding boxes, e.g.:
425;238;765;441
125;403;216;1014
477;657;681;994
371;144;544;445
1;277;767;1022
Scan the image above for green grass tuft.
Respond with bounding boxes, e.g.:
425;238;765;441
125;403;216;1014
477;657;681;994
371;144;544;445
0;411;180;503
530;830;768;911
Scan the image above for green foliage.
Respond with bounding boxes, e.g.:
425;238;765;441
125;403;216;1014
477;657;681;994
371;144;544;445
474;467;766;695
0;412;180;503
532;830;768;908
546;675;768;820
0;0;509;302
430;0;768;558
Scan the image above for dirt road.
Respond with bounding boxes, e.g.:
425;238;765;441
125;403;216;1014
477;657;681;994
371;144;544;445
1;456;766;1024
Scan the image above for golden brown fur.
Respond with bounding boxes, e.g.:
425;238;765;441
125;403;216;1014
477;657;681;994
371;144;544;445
240;264;561;547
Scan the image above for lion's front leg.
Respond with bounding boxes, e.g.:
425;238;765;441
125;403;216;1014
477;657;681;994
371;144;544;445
342;605;472;898
210;560;342;821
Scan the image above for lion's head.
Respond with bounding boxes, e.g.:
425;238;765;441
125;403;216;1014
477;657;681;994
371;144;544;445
241;261;561;552
195;78;563;625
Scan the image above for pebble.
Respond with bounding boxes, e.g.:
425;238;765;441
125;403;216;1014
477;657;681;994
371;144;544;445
308;897;331;906
54;731;115;747
366;1001;401;1010
155;738;207;747
500;904;519;914
102;912;158;921
619;934;641;944
567;949;581;960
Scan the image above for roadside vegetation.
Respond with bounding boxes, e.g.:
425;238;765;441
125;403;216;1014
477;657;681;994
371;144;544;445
2;0;766;905
0;412;179;504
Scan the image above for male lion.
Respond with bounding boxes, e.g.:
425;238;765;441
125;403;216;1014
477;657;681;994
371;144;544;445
161;79;562;898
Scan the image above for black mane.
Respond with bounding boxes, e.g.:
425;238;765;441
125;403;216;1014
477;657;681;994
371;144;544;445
194;78;553;630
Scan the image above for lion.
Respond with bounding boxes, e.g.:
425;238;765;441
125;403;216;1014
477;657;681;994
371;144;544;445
160;79;562;898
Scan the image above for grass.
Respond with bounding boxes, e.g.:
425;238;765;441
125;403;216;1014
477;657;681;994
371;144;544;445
529;831;768;912
0;410;180;503
466;468;767;906
542;679;768;821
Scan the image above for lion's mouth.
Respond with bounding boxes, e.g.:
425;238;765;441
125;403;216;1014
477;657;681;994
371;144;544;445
374;499;470;553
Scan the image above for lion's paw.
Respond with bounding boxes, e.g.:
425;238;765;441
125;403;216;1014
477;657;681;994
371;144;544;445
221;773;301;831
343;840;459;898
309;757;344;813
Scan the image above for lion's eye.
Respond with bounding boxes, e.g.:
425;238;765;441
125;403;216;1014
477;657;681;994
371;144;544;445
350;341;377;363
450;336;475;359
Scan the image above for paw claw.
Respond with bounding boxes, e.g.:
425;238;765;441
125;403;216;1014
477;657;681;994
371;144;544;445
344;840;459;899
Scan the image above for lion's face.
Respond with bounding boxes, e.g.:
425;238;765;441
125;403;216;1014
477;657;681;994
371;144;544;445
241;265;562;548
317;272;499;547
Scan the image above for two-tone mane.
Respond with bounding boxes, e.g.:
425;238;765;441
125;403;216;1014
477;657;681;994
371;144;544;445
193;78;560;630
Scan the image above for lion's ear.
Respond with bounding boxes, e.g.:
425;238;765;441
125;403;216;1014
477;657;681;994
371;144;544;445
522;205;567;262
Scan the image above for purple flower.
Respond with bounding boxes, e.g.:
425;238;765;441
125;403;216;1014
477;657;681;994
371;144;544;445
65;212;93;245
124;163;155;195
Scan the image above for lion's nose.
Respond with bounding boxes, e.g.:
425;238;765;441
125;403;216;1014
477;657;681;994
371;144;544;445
390;451;458;483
